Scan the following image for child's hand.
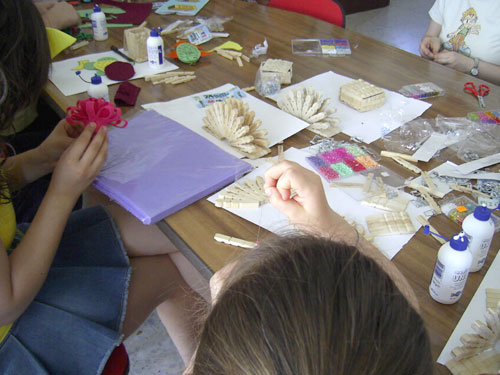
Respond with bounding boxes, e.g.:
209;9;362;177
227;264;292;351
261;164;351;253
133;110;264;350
36;119;85;170
433;50;471;72
264;161;336;235
49;124;108;201
419;36;440;59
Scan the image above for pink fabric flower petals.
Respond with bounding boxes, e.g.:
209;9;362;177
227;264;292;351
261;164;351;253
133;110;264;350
65;97;128;132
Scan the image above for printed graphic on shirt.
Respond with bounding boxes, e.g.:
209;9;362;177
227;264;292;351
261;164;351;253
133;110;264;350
443;7;481;56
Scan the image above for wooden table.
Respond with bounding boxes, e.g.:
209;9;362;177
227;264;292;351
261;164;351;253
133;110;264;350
45;1;500;373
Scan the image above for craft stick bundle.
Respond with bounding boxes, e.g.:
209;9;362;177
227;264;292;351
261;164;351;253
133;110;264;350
144;71;197;86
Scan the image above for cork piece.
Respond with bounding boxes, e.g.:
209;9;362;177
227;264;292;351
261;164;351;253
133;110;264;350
366;211;415;237
259;59;293;84
277;87;341;137
486;289;500;309
202;98;271;159
215;176;268;209
339;79;385;112
124;26;151;63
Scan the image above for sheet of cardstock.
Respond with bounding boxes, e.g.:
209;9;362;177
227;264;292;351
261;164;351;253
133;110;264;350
94;110;251;224
207;147;430;260
412;132;460;162
143;84;311;159
438;161;500;181
453;152;500;175
49;50;178;96
269;71;431;144
437;249;500;365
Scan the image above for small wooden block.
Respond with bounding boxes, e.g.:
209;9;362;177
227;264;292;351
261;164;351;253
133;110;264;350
124;26;150;63
259;59;293;84
486;288;500;309
391;156;422;174
366;211;415;237
446;349;500;375
380;150;418;162
214;233;257;249
339;79;385;112
362;194;410;212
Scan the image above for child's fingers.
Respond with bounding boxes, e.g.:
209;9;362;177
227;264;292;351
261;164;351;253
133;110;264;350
63;123;96;160
80;126;107;167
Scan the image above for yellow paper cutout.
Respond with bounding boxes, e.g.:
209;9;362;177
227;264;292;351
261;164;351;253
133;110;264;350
72;60;90;71
457;206;467;212
209;41;243;52
46;27;77;59
94;58;117;72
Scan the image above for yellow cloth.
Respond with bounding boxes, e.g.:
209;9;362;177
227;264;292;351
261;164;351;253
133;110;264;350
0;197;16;343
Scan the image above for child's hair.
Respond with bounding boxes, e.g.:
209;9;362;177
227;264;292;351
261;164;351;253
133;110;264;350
0;0;50;128
193;234;433;375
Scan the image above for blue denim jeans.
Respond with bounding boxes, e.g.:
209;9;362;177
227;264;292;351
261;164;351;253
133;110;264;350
0;205;130;375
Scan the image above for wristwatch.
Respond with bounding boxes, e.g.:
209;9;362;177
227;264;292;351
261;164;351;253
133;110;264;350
470;57;479;76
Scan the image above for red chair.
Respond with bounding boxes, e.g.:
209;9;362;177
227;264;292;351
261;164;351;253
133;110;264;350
267;0;345;27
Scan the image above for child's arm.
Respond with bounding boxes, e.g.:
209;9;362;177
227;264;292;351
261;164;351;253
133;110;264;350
2;119;82;192
264;161;420;311
0;125;107;325
420;19;441;59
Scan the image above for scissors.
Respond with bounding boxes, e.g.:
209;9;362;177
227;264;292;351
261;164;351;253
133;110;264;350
464;82;490;108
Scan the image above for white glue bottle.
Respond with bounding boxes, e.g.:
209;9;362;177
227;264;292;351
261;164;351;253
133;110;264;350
87;74;110;101
462;204;496;272
429;232;471;304
90;4;108;41
147;28;164;69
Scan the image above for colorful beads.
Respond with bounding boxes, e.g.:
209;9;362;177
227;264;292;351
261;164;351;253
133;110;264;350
308;144;379;182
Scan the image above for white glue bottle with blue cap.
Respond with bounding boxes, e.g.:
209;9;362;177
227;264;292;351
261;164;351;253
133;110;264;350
147;28;164;69
462;204;497;272
87;74;109;101
427;229;471;304
90;4;108;41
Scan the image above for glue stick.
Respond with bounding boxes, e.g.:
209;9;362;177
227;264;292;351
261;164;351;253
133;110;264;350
429;232;471;304
90;4;108;41
147;28;164;69
87;74;109;101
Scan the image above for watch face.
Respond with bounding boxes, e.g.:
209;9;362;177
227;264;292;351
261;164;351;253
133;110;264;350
471;67;479;76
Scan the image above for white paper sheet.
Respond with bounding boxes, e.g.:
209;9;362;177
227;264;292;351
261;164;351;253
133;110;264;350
49;50;178;96
269;71;432;144
207;147;431;260
143;84;311;159
438;161;500;181
412;132;460;162
437;249;500;365
453;152;500;175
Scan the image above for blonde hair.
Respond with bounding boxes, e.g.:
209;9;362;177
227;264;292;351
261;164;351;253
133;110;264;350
193;234;433;375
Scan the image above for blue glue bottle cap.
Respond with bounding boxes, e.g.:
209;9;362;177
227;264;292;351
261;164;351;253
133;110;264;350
150;28;159;37
473;204;492;221
93;4;102;12
449;233;468;251
90;74;102;84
